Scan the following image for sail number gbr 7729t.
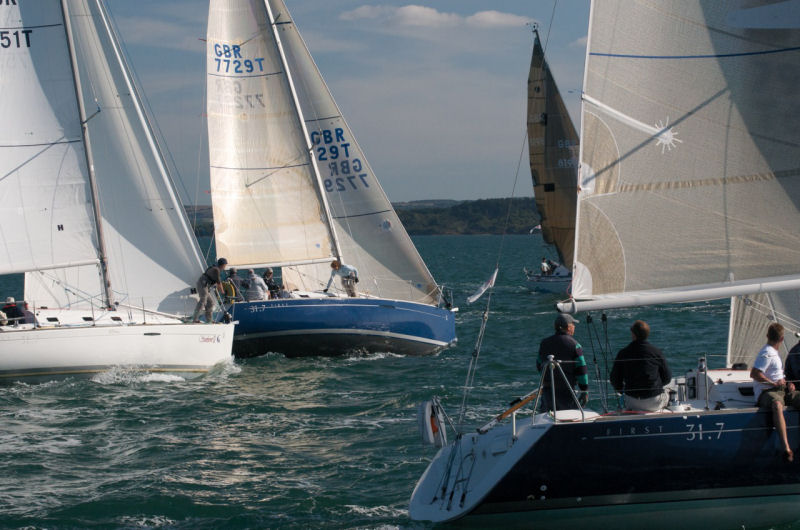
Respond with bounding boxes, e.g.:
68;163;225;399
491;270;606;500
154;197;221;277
311;128;369;193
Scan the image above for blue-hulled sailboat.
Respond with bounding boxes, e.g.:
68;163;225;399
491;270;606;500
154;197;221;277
205;0;456;357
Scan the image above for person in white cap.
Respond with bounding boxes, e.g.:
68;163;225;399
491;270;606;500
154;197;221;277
2;297;25;325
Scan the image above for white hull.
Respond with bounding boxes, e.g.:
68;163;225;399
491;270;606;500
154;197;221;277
526;274;572;294
0;320;234;380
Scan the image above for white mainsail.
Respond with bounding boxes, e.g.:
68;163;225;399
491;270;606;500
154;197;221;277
23;0;210;316
528;28;579;269
561;0;800;313
266;0;440;304
206;0;337;269
0;1;100;276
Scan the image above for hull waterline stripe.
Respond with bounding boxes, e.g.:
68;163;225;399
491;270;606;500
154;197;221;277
235;327;450;346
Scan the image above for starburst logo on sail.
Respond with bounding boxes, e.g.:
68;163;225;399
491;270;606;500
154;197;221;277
653;117;682;154
584;95;682;154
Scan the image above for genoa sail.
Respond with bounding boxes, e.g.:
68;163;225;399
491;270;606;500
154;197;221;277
528;28;579;269
562;0;800;313
206;0;337;269
24;0;210;316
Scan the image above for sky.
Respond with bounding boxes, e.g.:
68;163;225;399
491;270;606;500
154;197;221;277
107;0;590;204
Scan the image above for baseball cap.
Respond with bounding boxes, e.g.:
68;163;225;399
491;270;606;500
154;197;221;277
555;313;578;329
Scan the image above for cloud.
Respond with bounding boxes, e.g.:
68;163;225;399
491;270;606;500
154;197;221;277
340;5;530;29
570;35;588;47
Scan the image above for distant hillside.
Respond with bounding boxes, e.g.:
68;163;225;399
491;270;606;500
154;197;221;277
395;198;539;235
392;199;464;210
185;198;539;237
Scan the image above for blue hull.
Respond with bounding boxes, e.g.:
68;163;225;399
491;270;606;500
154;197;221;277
225;297;457;358
478;410;800;517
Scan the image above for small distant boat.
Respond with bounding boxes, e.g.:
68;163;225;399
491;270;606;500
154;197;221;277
0;0;234;380
204;0;456;357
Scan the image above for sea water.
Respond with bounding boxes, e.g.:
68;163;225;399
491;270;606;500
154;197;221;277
0;235;788;528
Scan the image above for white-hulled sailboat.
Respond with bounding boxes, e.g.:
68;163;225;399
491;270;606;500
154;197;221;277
524;27;577;296
205;0;456;357
0;0;233;380
411;1;800;525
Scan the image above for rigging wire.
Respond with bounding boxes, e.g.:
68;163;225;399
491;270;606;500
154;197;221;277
455;130;528;431
454;0;562;433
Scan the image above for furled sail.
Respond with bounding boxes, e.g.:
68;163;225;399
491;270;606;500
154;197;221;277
728;292;800;368
0;1;99;276
561;0;800;313
262;0;440;304
24;0;209;315
206;0;337;269
528;28;579;268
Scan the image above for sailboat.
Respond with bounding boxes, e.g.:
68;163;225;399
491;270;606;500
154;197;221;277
523;27;578;296
410;0;800;525
0;0;234;380
204;0;456;357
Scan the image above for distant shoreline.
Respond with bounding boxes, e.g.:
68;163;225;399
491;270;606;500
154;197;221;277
185;198;540;236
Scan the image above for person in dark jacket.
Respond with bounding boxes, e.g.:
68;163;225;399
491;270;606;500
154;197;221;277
191;258;228;323
537;313;589;411
610;320;671;411
2;297;25;325
784;336;800;386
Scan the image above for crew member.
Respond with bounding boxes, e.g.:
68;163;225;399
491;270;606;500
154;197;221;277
324;260;358;297
191;258;227;323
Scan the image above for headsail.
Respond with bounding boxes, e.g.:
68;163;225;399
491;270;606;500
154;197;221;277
206;0;338;269
24;0;210;315
528;28;579;268
264;0;440;304
0;1;100;276
728;292;800;368
561;0;800;313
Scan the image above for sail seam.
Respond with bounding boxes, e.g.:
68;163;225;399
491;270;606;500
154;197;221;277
331;209;392;220
617;169;800;193
210;163;309;171
207;71;282;78
305;115;341;123
0;140;81;148
0;23;62;30
590;46;800;60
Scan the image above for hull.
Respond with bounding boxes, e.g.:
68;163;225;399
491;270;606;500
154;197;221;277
226;297;457;358
410;408;800;526
0;322;234;380
526;274;572;295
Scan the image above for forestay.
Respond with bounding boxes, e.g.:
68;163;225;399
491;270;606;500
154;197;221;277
563;0;800;312
528;28;579;269
24;0;208;315
0;1;99;276
206;0;337;269
266;0;440;304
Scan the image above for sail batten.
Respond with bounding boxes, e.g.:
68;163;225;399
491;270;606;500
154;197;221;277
571;0;800;305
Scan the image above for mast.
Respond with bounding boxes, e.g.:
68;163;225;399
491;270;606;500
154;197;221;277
60;0;115;309
93;0;207;270
262;0;343;261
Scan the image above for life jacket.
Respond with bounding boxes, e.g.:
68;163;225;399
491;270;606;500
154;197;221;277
221;280;237;299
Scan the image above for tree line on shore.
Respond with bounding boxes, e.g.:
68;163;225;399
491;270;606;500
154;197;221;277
186;197;539;237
